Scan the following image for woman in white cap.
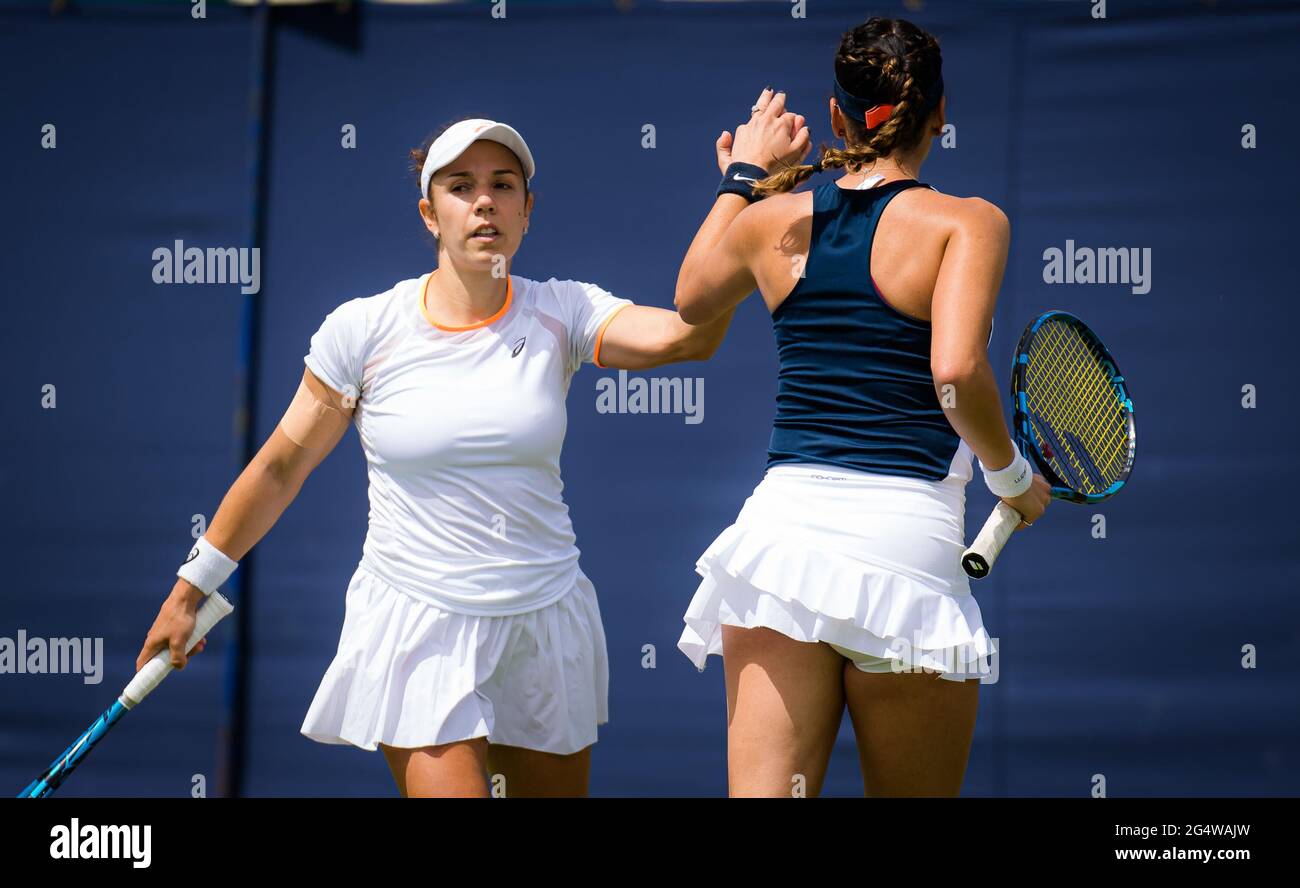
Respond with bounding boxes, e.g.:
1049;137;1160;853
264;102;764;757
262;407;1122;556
136;110;808;797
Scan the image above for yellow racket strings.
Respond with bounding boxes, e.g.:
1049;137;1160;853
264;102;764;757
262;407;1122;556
1022;320;1129;494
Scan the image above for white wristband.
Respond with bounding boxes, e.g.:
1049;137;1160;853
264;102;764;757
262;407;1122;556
982;444;1033;498
177;536;237;595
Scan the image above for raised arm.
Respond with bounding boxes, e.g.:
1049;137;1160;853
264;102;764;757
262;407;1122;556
676;87;810;325
674;195;761;327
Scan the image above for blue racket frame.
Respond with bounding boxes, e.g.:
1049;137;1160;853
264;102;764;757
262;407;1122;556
17;700;128;798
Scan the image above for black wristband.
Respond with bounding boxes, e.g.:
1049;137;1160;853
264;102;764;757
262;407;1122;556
716;162;769;203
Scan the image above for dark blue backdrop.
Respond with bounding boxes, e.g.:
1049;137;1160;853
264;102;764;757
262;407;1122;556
2;0;1297;797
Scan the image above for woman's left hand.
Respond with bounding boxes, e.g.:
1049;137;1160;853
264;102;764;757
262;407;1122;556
716;87;811;175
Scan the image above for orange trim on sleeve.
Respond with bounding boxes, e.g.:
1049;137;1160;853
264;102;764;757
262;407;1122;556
420;273;513;331
592;303;634;369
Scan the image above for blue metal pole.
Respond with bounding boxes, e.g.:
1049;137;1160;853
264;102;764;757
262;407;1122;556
217;0;274;799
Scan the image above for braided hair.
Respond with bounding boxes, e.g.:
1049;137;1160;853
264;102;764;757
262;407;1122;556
752;18;943;198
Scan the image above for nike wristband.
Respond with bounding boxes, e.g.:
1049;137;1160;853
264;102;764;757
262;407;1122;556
177;535;238;596
716;162;769;203
981;444;1033;499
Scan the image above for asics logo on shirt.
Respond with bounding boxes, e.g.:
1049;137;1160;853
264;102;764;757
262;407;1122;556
511;337;527;357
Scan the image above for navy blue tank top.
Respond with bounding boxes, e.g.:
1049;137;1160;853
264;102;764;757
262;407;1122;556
767;179;962;482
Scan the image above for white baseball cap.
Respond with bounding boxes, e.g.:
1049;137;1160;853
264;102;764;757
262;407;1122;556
419;118;536;199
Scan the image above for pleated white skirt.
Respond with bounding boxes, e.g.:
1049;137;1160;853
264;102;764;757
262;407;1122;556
678;461;996;681
302;561;609;755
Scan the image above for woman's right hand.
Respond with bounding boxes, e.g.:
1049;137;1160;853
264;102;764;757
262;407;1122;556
716;87;811;175
135;580;209;672
1003;473;1051;531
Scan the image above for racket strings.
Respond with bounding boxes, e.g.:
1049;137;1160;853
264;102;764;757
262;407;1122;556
1023;320;1130;493
1031;329;1124;474
1029;324;1127;482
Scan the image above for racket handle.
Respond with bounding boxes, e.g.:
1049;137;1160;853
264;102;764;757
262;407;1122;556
961;501;1023;579
122;591;234;707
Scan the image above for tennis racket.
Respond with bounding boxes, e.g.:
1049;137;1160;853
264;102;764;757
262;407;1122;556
961;311;1135;579
16;590;234;798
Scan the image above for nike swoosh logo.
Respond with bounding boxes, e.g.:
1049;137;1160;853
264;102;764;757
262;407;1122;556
732;174;758;183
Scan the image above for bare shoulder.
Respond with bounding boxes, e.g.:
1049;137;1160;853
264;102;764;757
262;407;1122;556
890;187;1004;219
909;191;1009;238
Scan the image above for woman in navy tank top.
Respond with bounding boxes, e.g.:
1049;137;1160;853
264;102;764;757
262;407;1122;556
674;17;1051;797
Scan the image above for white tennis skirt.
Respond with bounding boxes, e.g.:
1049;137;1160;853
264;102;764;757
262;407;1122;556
301;561;609;756
677;460;997;681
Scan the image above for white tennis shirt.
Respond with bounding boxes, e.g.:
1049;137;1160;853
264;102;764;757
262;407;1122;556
303;272;632;616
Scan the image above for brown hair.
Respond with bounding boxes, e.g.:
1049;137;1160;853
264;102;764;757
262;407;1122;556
752;17;943;198
409;118;532;202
